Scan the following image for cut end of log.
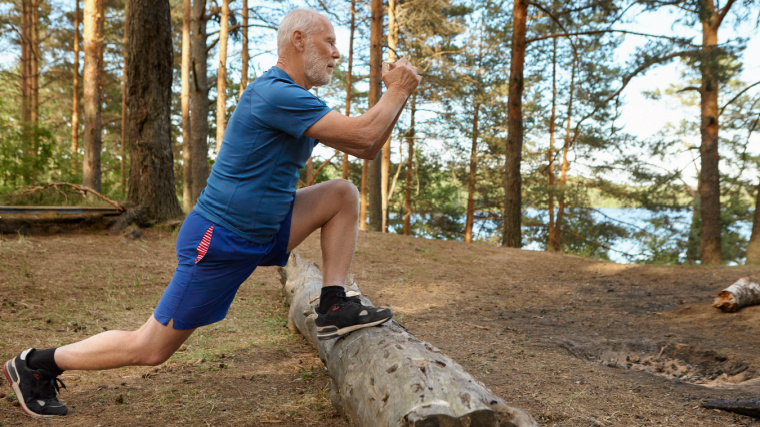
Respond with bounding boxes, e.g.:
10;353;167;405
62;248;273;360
713;277;760;313
712;291;738;312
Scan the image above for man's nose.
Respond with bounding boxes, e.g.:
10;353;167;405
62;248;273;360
332;47;340;60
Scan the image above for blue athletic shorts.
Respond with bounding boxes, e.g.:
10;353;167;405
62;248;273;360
154;204;293;330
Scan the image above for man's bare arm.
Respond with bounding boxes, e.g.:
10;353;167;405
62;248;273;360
304;58;420;159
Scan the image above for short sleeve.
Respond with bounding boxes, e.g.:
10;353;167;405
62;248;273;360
250;72;333;139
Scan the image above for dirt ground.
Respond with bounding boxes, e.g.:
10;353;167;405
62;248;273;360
1;226;759;426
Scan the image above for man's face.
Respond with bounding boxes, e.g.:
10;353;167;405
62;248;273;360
304;20;340;87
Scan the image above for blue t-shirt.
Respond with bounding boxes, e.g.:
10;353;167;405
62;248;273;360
194;66;333;243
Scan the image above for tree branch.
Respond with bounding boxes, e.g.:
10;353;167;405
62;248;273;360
527;29;685;44
677;86;701;93
207;22;276;37
716;0;738;28
572;49;699;140
306;151;340;186
720;80;760;116
10;183;125;211
529;0;615;17
206;36;220;53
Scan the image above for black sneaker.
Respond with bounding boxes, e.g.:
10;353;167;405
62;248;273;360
315;292;393;340
4;349;68;418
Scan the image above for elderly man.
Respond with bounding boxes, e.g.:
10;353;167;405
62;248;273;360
4;9;421;419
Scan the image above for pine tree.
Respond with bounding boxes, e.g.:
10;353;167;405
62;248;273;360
82;0;102;192
367;0;384;232
215;0;231;154
181;0;193;211
126;0;182;220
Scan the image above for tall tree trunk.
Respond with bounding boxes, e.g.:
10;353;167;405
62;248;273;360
502;0;527;248
20;0;31;142
367;0;384;232
360;160;368;230
464;102;480;243
190;0;210;204
698;0;725;265
380;0;398;232
82;0;102;192
30;0;39;129
343;0;356;181
121;0;128;196
306;158;313;186
71;0;81;175
215;0;230;154
181;0;192;211
746;182;760;265
686;189;700;264
403;94;416;236
126;0;182;221
555;56;577;250
547;35;559;252
239;0;248;97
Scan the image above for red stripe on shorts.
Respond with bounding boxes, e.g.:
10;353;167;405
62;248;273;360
195;225;214;264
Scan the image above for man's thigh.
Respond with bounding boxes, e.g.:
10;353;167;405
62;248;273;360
288;179;357;252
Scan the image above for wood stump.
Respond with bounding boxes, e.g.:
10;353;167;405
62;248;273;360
279;251;537;427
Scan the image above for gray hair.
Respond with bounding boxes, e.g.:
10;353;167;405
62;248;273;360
277;9;327;56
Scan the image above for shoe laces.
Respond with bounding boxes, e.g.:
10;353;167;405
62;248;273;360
38;374;67;400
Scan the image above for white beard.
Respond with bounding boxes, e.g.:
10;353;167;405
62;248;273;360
305;44;332;87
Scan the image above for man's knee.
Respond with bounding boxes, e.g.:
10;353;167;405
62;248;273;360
331;179;359;206
127;331;177;366
140;351;172;367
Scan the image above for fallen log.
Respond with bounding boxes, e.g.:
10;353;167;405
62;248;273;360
0;206;123;234
279;251;537;427
712;277;760;312
702;397;760;419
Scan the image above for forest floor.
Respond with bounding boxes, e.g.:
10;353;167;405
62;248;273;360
0;226;759;426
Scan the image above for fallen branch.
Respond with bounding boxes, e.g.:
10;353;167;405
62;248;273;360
712;277;760;312
279;251;536;427
9;182;126;212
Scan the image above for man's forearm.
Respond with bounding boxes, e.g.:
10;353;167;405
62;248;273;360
359;87;410;158
372;96;409;158
306;86;410;159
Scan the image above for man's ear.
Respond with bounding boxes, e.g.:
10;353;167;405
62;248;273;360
292;30;306;52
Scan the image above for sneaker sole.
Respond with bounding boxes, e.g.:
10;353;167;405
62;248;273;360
3;359;62;420
317;316;392;340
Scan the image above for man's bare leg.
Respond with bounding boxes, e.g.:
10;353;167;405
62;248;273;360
41;180;355;372
5;316;193;418
54;317;194;370
287;179;392;340
288;179;360;287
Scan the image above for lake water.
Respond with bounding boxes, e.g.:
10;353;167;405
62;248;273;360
390;208;754;265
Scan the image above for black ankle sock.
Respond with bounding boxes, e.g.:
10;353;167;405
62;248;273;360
318;286;345;314
26;348;64;377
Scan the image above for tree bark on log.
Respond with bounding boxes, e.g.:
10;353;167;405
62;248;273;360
279;251;537;427
713;277;760;312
